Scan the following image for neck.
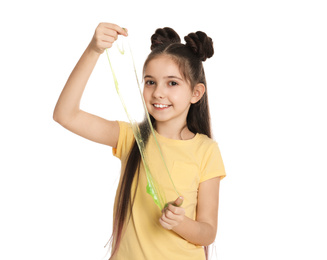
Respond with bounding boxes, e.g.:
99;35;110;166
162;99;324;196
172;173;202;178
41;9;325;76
155;121;195;140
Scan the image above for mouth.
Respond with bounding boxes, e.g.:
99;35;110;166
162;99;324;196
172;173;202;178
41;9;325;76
153;103;171;109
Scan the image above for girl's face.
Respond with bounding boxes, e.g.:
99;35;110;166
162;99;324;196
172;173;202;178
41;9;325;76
143;55;198;127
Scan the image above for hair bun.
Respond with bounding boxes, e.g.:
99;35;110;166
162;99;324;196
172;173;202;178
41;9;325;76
184;31;214;61
150;27;181;50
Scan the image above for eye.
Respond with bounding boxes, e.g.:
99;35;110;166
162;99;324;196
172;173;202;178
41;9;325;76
169;81;178;86
145;80;155;86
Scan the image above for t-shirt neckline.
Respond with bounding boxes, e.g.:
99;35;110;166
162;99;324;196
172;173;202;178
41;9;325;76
153;129;200;144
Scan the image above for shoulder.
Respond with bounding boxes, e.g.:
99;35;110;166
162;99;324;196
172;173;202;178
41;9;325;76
112;121;135;159
195;134;220;153
117;121;134;142
195;134;226;181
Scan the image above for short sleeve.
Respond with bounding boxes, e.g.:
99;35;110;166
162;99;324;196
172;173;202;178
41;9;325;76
112;121;134;160
200;142;226;183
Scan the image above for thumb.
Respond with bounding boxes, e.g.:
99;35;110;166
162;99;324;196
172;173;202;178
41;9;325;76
173;196;184;207
121;27;128;36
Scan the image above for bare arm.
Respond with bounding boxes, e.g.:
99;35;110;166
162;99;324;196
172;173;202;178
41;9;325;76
53;23;128;147
160;177;221;246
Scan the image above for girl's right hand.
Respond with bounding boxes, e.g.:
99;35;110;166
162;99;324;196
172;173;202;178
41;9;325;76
89;23;128;54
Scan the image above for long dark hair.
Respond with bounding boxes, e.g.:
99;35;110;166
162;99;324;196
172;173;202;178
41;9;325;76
109;27;214;259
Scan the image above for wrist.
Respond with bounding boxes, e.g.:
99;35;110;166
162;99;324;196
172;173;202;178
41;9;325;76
171;214;187;233
86;42;103;57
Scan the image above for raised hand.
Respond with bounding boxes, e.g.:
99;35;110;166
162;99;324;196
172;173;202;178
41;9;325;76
89;22;128;54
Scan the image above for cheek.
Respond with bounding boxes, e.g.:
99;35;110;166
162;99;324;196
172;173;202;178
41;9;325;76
170;89;191;103
143;89;152;105
143;89;148;100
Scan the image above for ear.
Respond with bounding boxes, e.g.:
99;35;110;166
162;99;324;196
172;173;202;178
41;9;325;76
191;83;205;104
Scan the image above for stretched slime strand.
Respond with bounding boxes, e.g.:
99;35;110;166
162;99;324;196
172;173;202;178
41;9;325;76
105;37;179;209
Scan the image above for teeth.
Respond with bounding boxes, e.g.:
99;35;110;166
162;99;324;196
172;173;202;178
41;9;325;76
154;104;169;108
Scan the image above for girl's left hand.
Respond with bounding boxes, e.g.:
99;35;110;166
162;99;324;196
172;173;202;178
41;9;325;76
159;196;185;230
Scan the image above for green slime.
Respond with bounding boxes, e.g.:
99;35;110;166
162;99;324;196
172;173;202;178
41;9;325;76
105;38;179;210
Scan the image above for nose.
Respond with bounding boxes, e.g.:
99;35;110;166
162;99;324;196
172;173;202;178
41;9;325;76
152;84;165;99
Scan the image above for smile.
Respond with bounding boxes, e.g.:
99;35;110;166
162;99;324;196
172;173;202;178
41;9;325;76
153;104;170;108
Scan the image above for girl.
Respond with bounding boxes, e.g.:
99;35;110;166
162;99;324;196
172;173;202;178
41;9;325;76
53;23;226;260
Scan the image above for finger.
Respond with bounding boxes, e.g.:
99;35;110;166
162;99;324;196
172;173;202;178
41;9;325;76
101;35;116;44
103;30;118;40
159;218;172;230
167;204;185;215
96;37;115;50
160;214;178;228
103;22;128;36
122;27;128;35
97;42;113;51
173;196;184;207
164;208;184;223
163;209;175;220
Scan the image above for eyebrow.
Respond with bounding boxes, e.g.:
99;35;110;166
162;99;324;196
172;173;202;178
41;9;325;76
144;75;184;81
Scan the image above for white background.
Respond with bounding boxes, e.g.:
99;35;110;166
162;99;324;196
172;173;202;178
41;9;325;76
1;0;326;259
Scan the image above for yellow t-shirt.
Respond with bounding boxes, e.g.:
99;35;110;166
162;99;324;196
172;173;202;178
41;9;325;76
112;121;226;260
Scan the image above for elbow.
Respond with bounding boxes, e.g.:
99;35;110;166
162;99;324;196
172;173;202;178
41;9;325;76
201;239;215;246
53;108;63;124
200;236;216;247
52;108;71;126
53;110;59;123
193;239;215;247
199;226;217;246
